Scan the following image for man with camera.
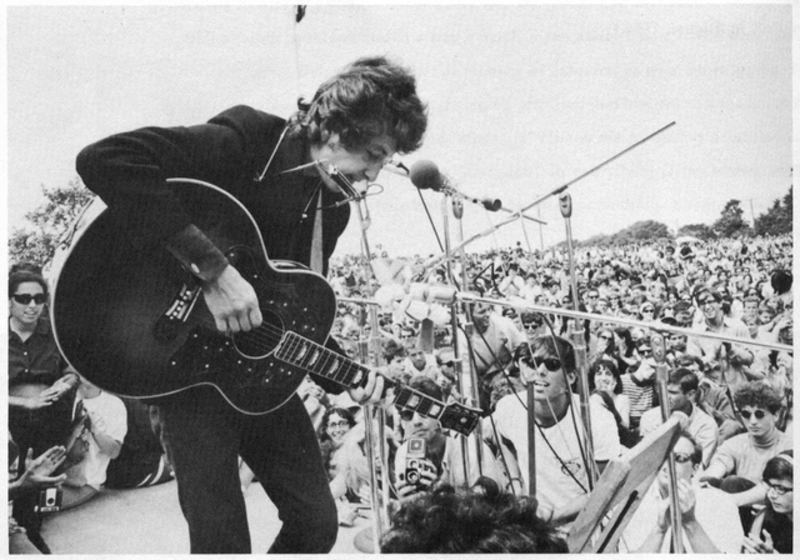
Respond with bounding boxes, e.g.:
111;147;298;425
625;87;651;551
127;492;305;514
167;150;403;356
393;376;505;500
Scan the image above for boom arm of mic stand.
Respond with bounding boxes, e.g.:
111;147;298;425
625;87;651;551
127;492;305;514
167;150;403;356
519;121;677;215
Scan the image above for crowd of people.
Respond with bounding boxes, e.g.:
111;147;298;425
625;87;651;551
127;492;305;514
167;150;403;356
8;227;793;553
8;264;173;554
8;230;795;554
298;232;795;552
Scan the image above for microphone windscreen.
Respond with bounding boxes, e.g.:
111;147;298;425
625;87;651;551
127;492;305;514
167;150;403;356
483;198;502;212
409;160;442;190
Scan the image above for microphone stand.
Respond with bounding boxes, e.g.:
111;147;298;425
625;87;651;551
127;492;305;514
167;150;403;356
651;333;683;552
559;193;596;489
418;121;677;274
441;194;482;486
328;168;389;551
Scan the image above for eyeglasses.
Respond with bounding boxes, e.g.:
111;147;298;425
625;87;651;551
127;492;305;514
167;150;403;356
765;482;793;496
672;452;693;464
642;308;654;313
740;409;767;420
327;420;351;429
523;356;562;372
12;293;47;305
598;334;613;340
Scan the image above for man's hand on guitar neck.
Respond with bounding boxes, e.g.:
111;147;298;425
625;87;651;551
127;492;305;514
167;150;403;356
347;370;386;406
202;265;263;333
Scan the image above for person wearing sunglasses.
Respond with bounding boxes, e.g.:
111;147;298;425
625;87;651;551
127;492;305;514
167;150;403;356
393;376;503;502
742;450;793;554
8;268;81;553
620;432;741;553
700;381;791;533
488;336;622;527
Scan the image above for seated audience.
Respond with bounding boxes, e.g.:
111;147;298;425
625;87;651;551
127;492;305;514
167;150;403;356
588;357;634;446
61;377;127;510
620;432;741;553
8;439;67;554
105;398;173;489
638;368;718;466
8;268;80;553
394;376;505;500
700;381;791;532
488;336;622;526
741;450;793;554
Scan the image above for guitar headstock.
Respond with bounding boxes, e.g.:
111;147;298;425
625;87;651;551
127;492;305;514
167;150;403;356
438;401;483;436
392;384;482;437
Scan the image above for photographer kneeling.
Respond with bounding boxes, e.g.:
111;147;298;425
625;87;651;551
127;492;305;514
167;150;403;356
393;376;505;500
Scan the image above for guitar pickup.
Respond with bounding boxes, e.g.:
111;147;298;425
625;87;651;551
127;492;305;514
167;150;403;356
153;283;202;342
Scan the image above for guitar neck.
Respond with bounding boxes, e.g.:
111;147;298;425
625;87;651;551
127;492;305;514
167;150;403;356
274;331;480;435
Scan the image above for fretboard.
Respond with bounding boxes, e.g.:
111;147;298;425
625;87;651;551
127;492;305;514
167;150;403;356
274;331;480;435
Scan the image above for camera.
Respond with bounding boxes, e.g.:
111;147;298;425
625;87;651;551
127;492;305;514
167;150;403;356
401;438;436;489
35;486;62;513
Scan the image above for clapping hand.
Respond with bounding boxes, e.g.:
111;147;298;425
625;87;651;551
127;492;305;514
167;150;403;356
741;529;776;554
19;446;68;488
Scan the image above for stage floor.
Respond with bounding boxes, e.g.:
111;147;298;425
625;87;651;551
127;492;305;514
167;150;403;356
40;479;368;554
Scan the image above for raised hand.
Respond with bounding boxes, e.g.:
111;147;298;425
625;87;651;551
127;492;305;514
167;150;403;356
22;446;68;486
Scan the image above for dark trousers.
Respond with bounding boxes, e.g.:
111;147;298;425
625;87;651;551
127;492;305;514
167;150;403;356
154;387;338;554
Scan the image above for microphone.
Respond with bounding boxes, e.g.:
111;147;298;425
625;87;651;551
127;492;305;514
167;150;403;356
409;160;444;191
409;160;502;212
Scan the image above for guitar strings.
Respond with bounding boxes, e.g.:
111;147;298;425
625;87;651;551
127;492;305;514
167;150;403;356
209;321;475;431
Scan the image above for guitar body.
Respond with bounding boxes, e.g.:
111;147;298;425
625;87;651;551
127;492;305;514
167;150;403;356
50;179;336;415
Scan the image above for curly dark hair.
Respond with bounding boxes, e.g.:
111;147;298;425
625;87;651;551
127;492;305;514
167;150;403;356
733;381;783;414
289;56;427;153
380;481;567;553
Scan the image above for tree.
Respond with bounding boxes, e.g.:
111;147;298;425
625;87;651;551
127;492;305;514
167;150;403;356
612;220;671;244
713;199;751;238
9;178;95;269
676;223;716;241
754;186;792;236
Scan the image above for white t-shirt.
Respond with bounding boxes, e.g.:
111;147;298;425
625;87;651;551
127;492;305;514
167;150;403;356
491;393;622;511
67;391;128;489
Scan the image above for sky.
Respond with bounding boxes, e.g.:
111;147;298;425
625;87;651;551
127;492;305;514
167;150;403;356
5;3;794;258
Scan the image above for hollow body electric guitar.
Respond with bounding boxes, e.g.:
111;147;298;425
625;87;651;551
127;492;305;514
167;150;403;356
50;178;480;436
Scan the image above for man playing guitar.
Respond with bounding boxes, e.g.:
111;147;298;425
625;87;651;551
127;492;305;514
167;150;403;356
74;56;428;553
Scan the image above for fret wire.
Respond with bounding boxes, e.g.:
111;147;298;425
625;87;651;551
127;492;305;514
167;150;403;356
277;333;452;425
